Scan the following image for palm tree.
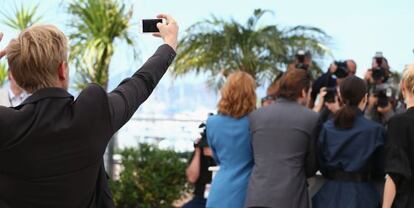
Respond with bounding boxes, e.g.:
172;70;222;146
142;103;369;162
0;3;42;87
2;3;42;31
174;9;331;88
67;0;136;178
0;62;7;87
68;0;136;90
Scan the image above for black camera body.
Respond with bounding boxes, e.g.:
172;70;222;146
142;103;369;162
372;52;388;82
194;113;213;149
324;87;337;103
295;50;310;70
194;123;208;148
333;61;349;78
372;84;393;108
372;67;386;81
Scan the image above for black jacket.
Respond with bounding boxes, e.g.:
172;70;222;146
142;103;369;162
0;44;176;207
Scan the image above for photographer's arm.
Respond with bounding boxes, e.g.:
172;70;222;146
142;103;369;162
313;87;327;112
186;147;201;184
107;15;178;132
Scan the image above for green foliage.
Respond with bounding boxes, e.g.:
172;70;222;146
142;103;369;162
174;9;331;87
68;0;136;90
0;62;7;87
110;144;188;208
1;3;42;31
0;3;41;85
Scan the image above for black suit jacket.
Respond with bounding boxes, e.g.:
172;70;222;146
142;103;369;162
0;44;176;207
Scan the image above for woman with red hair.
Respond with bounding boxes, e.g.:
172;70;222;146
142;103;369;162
206;71;257;208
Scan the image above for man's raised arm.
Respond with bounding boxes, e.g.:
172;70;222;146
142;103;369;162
107;14;179;132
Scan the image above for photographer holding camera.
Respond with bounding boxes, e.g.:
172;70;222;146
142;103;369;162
287;50;313;71
309;60;356;127
310;59;357;108
183;122;216;208
309;59;357;115
364;52;398;125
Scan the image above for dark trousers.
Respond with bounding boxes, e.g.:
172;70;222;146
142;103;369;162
182;196;206;208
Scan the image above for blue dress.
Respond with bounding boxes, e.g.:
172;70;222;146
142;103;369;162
313;112;385;208
206;114;254;208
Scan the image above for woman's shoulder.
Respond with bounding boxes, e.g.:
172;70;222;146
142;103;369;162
322;116;383;133
386;111;414;133
358;115;384;129
206;114;220;128
389;110;413;124
207;114;248;125
207;114;229;123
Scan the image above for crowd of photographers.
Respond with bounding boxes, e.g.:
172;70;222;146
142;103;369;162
313;52;402;126
184;51;413;208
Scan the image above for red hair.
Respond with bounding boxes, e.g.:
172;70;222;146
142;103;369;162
218;71;257;118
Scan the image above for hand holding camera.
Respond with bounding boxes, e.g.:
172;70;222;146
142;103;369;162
147;14;179;51
325;96;341;113
294;50;311;70
331;61;349;78
313;87;328;112
367;52;389;84
313;87;340;113
365;52;395;115
377;102;393;114
320;87;341;113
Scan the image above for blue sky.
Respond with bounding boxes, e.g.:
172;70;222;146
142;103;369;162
1;0;414;95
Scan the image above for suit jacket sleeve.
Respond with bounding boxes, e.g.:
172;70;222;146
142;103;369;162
107;44;176;133
385;116;412;187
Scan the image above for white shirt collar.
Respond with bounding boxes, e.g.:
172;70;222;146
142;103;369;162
8;88;30;107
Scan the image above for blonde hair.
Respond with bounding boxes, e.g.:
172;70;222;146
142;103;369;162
402;64;414;94
7;24;68;92
218;71;257;119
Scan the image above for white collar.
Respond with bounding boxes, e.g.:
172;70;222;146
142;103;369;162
8;88;30;106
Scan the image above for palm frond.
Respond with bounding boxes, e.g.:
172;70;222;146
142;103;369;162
68;0;136;90
173;9;332;89
1;3;42;31
0;62;8;87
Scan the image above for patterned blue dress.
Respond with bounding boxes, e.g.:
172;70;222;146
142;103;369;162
206;114;254;208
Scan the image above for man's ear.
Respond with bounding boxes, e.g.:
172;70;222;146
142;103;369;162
400;80;406;98
7;70;11;81
58;62;67;81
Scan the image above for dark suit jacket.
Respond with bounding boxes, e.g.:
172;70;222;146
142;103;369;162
245;98;319;208
0;44;176;207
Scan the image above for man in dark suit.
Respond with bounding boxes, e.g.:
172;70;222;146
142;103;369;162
245;69;319;208
0;14;178;207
